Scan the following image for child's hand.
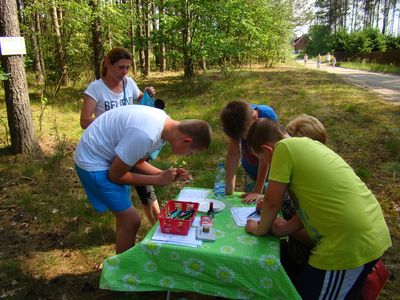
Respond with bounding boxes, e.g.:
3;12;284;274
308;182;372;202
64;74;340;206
245;219;259;235
240;192;262;204
271;217;288;237
174;168;193;182
157;168;177;185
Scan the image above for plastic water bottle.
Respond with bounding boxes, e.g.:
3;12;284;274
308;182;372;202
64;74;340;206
214;162;226;199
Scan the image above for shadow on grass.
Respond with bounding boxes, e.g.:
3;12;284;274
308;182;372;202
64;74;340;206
0;263;163;300
0;263;228;300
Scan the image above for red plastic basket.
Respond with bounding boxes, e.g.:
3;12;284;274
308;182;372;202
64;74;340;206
159;200;199;235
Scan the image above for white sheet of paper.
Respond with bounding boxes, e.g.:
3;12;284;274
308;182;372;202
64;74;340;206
230;207;261;227
176;188;210;202
192;216;201;227
152;224;202;247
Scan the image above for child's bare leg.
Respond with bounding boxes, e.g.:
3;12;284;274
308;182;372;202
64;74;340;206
113;206;141;254
143;200;161;225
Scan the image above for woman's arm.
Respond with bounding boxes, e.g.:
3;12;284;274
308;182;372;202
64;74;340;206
80;95;97;129
136;86;156;102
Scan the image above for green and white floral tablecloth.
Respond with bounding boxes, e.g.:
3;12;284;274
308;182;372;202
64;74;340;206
100;188;301;299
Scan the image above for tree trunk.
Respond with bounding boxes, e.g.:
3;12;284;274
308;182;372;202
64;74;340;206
343;0;348;31
151;1;160;70
57;5;64;36
392;0;400;37
159;0;166;72
129;0;137;74
350;0;355;32
201;57;206;71
136;0;145;74
143;0;150;76
89;0;104;79
30;14;44;84
182;0;194;79
16;0;24;35
51;0;68;85
34;11;45;75
375;0;381;28
0;0;38;154
382;0;390;34
393;0;399;35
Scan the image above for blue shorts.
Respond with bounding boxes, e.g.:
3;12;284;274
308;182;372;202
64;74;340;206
75;164;131;213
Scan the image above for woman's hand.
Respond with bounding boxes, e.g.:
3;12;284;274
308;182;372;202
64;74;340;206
144;86;156;97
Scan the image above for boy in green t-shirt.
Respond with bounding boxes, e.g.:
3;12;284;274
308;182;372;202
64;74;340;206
245;118;392;299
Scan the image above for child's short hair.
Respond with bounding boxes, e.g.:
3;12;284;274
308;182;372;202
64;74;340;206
247;119;287;153
178;120;212;150
286;114;327;144
220;100;253;140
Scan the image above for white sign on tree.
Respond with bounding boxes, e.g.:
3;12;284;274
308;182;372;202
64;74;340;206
0;37;26;55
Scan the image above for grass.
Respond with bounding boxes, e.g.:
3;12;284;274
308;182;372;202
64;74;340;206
1;62;400;299
336;61;400;75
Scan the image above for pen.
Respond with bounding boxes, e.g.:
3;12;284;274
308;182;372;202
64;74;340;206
247;207;261;218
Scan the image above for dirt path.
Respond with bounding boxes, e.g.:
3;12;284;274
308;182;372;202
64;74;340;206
296;59;400;103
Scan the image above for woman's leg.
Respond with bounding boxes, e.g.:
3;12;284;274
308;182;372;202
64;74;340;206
113;206;141;254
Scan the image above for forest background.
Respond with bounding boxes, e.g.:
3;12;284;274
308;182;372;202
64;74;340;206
0;0;400;299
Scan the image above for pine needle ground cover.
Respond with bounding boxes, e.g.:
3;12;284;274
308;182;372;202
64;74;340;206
0;64;399;299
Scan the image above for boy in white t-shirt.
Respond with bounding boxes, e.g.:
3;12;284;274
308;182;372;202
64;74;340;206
74;105;212;254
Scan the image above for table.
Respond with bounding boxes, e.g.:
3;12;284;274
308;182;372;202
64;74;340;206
100;188;301;299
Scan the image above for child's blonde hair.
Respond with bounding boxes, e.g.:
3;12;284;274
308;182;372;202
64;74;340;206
286;114;327;144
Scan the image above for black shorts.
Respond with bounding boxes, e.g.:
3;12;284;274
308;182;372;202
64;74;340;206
134;185;157;206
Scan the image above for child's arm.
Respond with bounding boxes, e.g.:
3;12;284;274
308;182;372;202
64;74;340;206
109;156;177;186
254;159;268;193
271;215;303;237
245;180;287;236
272;216;314;248
225;138;241;194
131;160;163;175
241;159;269;203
